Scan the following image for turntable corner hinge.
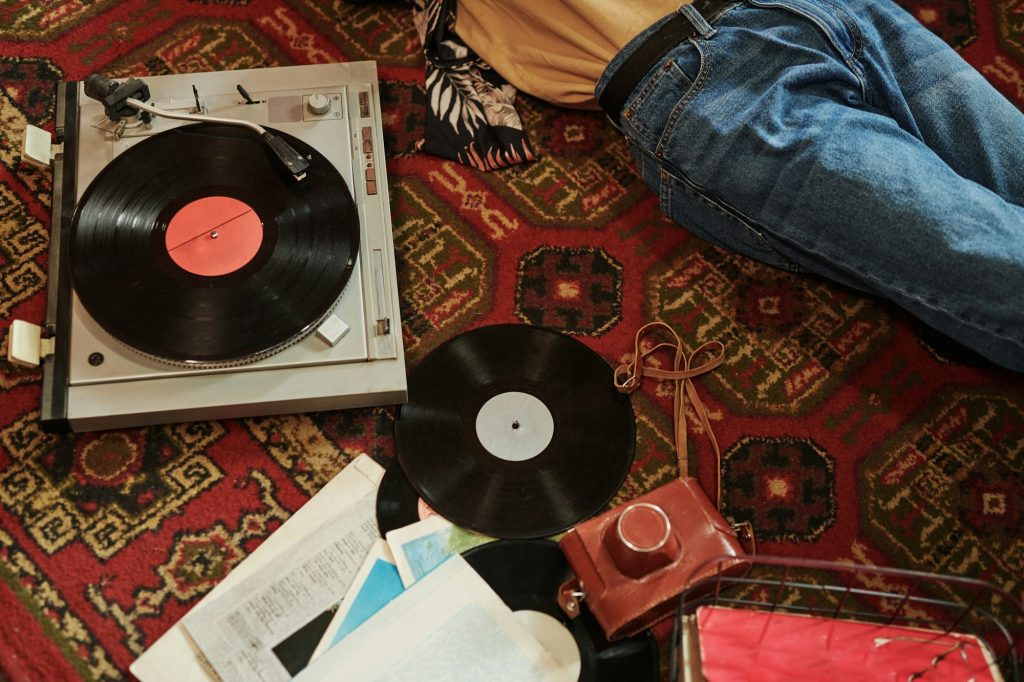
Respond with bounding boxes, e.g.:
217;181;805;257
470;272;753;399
374;318;391;336
22;125;63;168
6;320;55;368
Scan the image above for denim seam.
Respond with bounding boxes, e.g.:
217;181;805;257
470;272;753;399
623;61;680;147
656;162;802;272
655;39;711;159
827;259;1023;347
659;159;1023;347
746;0;868;103
741;218;1024;348
815;0;869;102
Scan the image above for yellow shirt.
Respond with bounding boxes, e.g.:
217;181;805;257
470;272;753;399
455;1;680;109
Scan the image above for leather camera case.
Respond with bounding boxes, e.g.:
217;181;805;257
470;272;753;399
558;477;747;640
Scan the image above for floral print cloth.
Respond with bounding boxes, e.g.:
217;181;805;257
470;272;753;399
412;0;536;170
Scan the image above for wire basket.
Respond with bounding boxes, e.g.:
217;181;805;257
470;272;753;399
671;555;1024;681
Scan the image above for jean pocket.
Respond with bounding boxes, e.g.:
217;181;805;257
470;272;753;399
746;0;865;85
622;40;708;148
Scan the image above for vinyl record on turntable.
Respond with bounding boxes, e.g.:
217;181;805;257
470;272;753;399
70;122;358;366
463;539;659;682
395;324;635;539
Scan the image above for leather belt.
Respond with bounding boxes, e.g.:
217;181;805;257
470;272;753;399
598;0;737;122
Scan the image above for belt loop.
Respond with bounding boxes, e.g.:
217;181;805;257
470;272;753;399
678;3;717;39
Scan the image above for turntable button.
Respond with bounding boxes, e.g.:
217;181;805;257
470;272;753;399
366;180;377;195
360;104;370;118
365;167;376;183
358;91;369;105
361;126;372;140
363;140;373;154
316;314;350;347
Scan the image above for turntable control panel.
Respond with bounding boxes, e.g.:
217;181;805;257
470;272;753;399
360;118;378;196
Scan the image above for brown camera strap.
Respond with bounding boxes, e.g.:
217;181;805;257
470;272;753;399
614;322;755;552
614;321;724;506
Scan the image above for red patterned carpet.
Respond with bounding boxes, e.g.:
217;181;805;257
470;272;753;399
1;1;1022;680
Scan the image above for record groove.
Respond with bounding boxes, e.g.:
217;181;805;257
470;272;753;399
395;324;635;539
70;123;358;365
463;540;659;682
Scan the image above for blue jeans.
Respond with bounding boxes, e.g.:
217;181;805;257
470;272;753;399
597;0;1024;371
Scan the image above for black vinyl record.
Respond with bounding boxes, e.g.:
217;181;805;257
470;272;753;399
395;324;635;539
463;539;659;682
70;122;358;365
376;457;423;537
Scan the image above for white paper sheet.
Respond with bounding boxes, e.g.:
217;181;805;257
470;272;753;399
129;455;384;682
295;554;577;682
310;538;404;661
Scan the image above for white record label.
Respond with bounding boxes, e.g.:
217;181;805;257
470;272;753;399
475;391;554;462
514;610;582;679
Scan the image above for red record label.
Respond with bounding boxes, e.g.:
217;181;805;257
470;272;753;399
165;196;263;276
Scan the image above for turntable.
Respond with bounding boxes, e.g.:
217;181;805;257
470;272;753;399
11;62;406;432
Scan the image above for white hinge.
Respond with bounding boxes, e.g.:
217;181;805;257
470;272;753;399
22;125;63;168
6;320;55;368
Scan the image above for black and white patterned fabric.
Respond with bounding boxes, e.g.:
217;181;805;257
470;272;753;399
412;0;536;170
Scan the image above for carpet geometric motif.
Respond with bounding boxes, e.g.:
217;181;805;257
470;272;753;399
305;407;396;463
859;388;1024;597
722;436;837;543
156;523;246;601
646;243;892;414
992;0;1024;61
103;19;288;78
66;2;194;70
0;528;115;680
1;56;65;130
379;82;427;158
610;392;680;507
390;175;495;362
82;467;303;664
0;417;224;560
514;246;623;335
897;0;978;49
822;354;930;448
957;462;1022;542
286;0;419;66
244;408;394;497
477;102;651;228
0;183;47;318
0;1;122;42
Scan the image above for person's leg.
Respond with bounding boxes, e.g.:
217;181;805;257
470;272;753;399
851;0;1024;204
604;0;1024;370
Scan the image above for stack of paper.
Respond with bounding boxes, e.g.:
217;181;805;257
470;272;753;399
297;552;573;682
130;456;573;682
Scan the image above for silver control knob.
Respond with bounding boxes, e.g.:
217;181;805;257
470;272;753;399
307;93;331;116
